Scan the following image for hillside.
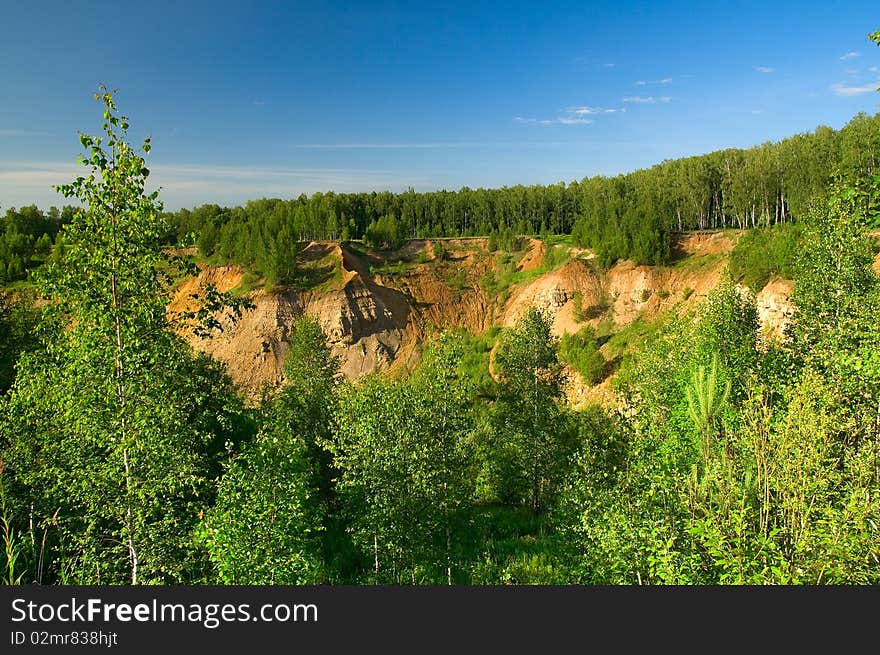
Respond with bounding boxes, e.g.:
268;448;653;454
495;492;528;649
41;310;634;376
170;232;796;404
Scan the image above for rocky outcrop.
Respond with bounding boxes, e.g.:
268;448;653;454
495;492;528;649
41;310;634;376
172;231;799;401
502;260;604;336
302;273;407;379
755;276;795;343
173;249;409;397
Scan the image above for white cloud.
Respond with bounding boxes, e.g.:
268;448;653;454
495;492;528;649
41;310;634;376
831;81;879;96
602;63;615;68
622;96;671;104
514;103;617;126
514;115;592;126
635;78;672;85
755;66;774;74
569;106;616;115
840;51;861;60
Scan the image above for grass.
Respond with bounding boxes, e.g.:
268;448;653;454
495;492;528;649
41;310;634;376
1;279;36;292
559;326;605;384
229;271;263;296
370;253;432;278
448;326;501;398
480;240;578;301
468;504;571;584
294;253;343;292
601;314;669;363
539;233;575;248
669;251;724;272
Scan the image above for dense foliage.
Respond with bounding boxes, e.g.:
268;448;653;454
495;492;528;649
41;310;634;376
729;222;803;290
559;326;606;385
0;206;72;285
0;89;253;584
555;181;880;582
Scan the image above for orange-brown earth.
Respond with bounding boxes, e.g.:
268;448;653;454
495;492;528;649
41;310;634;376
169;232;799;404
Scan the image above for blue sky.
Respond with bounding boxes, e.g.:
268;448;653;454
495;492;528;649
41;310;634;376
1;1;879;210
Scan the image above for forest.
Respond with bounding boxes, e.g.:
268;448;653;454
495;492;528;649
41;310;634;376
4;111;879;286
1;27;880;584
163;110;880;280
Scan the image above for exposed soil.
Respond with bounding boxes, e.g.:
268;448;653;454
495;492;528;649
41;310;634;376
515;238;545;272
169;231;796;405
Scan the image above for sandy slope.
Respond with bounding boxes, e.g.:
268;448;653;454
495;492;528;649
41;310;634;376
169;232;797;402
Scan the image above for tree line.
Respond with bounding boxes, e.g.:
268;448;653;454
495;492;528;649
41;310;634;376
5;112;878;288
0;206;73;285
163;112;880;276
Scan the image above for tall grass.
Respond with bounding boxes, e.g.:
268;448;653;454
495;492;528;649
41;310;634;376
0;461;24;585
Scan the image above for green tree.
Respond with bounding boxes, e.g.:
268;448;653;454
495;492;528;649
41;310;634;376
331;377;425;582
485;308;576;514
693;279;758;396
0;88;250;584
559;326;605;384
790;177;880;434
685;355;731;468
409;333;477;584
202;317;337;583
201;420;323;583
0;292;39;393
330;340;475;583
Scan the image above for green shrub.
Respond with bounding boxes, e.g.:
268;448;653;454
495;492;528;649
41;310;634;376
729;222;803;290
559;327;605;384
572;292;585;322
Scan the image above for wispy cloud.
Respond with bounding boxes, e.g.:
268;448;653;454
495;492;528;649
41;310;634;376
514;116;592;126
755;66;774;74
840;51;861;61
831;80;879;96
0;160;437;209
252;100;265;106
569;106;617;116
601;63;615;68
295;140;641;149
635;77;672;85
514;104;619;126
622;96;670;104
0;129;53;137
